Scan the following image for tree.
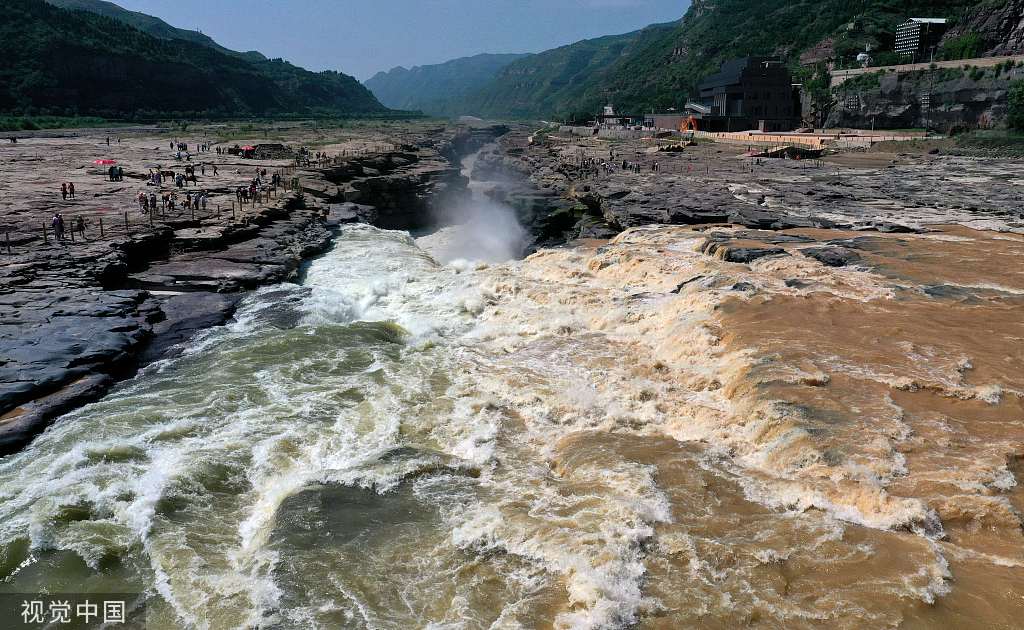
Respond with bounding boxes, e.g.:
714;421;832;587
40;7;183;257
1008;80;1024;131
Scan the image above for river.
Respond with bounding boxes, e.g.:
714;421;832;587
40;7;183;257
1;155;1022;629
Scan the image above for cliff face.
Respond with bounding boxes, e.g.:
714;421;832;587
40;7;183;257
828;65;1024;131
942;0;1024;56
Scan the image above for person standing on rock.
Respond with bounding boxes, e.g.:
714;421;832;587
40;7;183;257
52;213;65;240
212;164;218;176
75;216;85;238
68;182;75;199
61;183;67;200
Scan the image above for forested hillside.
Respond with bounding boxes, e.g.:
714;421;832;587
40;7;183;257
459;0;996;120
365;54;530;117
1;0;388;118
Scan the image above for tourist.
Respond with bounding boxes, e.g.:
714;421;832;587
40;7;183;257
52;213;65;240
149;192;157;212
212;164;218;176
75;216;85;237
61;183;67;200
68;183;75;199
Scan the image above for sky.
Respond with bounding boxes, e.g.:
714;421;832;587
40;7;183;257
113;0;689;80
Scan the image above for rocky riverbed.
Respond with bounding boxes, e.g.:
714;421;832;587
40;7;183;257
0;122;505;454
473;131;1024;246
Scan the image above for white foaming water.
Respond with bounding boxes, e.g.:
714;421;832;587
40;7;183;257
3;216;1005;627
417;146;528;265
0;224;671;629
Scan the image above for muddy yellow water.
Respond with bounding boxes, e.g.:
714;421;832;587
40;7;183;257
0;222;1021;629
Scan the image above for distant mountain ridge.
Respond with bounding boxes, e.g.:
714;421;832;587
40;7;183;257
365;53;530;117
439;0;1007;120
47;0;229;50
1;0;389;118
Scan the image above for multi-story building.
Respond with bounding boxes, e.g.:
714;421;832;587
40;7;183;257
696;57;801;132
895;18;948;63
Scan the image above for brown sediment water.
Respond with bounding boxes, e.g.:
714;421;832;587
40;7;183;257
0;220;1020;628
470;223;1024;627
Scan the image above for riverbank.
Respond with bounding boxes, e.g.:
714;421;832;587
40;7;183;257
0;121;507;454
471;130;1024;245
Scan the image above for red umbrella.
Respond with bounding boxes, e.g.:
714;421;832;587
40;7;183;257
241;146;255;151
93;159;117;165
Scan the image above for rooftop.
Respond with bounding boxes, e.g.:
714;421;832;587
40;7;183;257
699;57;785;91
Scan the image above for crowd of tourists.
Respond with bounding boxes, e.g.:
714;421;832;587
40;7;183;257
570;156;662;179
235;168;281;205
137;189;209;214
50;136;305;247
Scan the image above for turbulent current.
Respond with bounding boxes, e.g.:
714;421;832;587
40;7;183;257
1;164;1023;628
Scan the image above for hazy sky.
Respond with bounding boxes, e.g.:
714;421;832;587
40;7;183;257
113;0;688;79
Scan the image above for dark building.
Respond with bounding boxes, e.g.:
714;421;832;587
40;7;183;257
696;58;800;132
895;18;948;63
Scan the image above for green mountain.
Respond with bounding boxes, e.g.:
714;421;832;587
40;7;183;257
365;53;531;117
45;0;239;52
460;27;663;120
1;0;388;118
459;0;987;120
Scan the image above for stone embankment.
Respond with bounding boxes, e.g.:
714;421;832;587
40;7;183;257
0;124;506;454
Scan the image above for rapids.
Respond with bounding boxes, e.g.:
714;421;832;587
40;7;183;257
1;162;1022;628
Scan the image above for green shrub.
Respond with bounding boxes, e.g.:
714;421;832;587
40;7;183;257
1008;80;1024;131
941;32;984;61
